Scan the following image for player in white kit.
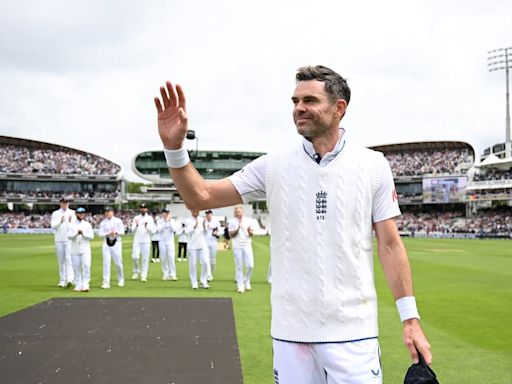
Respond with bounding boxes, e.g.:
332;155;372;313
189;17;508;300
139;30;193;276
184;209;209;289
157;208;179;281
150;211;161;263
228;206;254;293
67;207;94;292
154;66;432;383
98;206;125;289
131;203;156;282
176;221;188;261
50;197;75;287
204;209;221;281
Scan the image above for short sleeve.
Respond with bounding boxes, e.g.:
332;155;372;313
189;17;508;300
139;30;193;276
228;155;268;204
372;156;401;223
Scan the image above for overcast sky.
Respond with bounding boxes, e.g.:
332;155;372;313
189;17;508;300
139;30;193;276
1;0;511;181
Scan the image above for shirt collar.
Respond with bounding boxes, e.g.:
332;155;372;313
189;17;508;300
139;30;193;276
302;128;346;167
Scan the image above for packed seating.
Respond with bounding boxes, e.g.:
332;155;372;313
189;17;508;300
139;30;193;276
0;191;119;199
383;148;470;177
473;167;512;181
0;144;120;175
3;209;510;236
395;209;512;236
1;211;52;229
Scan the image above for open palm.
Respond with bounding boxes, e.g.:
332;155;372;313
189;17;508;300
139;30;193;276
154;81;188;150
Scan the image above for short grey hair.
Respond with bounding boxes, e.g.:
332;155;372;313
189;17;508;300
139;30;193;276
296;65;351;105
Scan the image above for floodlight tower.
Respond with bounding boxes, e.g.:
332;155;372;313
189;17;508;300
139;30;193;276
488;47;512;157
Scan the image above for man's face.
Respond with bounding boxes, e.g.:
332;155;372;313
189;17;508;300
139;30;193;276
291;80;344;138
104;211;114;219
140;207;148;215
191;209;199;218
206;213;212;221
162;211;169;219
60;202;69;210
234;207;243;219
76;212;85;220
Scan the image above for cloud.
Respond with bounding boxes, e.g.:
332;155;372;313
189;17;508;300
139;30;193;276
1;0;511;180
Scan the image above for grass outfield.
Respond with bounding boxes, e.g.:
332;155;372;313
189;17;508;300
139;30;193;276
1;234;511;383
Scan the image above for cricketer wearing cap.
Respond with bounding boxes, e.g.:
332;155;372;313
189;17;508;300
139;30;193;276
204;209;221;280
156;209;179;280
67;207;94;292
50;197;76;287
99;207;125;289
131;204;156;282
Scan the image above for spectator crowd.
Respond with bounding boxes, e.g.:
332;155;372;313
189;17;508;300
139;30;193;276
473;167;512;182
0;191;119;200
3;208;511;236
0;144;121;175
395;209;512;236
382;148;471;177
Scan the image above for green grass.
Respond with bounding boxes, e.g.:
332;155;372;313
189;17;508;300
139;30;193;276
0;234;511;383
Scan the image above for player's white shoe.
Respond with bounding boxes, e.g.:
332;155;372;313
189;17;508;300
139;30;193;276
101;283;110;289
132;273;139;280
118;280;124;287
171;275;178;281
200;282;210;289
141;277;147;283
245;282;252;291
237;287;245;294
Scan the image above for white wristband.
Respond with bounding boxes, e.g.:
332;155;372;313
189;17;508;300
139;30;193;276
396;296;420;322
164;147;190;168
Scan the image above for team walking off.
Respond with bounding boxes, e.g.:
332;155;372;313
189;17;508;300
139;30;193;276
50;202;256;294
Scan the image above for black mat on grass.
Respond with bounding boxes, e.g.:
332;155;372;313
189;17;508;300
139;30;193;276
0;298;243;384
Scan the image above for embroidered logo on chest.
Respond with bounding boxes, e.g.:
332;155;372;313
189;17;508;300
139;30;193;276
315;190;327;220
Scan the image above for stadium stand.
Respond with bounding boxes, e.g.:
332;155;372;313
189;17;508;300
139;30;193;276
1;136;510;238
473;168;512;181
0;144;120;175
371;141;474;178
395;208;512;237
0;136;123;206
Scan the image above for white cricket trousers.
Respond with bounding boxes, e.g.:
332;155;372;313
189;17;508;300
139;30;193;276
272;338;382;384
102;241;124;285
132;241;150;279
159;240;176;279
207;241;218;278
71;250;91;290
233;246;254;290
188;248;208;287
55;241;73;285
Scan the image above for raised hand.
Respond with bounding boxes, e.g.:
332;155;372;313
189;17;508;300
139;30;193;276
154;81;188;150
